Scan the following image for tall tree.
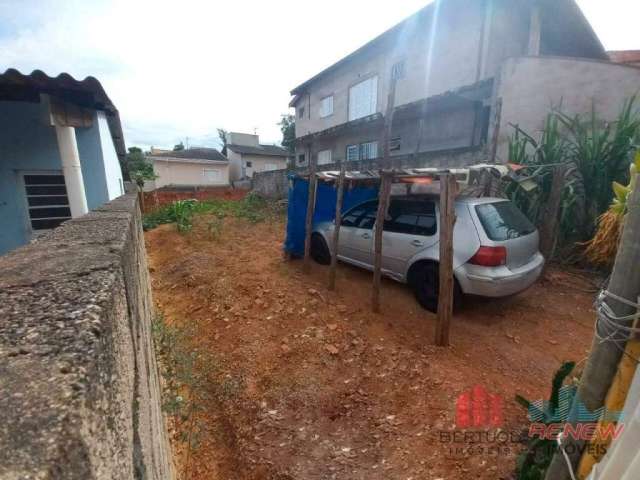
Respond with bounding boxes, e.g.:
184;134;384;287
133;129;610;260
173;141;185;151
278;114;295;155
217;128;228;156
126;147;157;191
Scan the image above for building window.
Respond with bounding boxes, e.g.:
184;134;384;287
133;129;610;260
346;145;359;162
319;95;334;118
391;60;405;80
245;161;253;168
203;168;221;181
390;136;401;151
298;153;306;165
298;106;305;119
346;141;379;161
23;173;71;231
318;149;332;165
348;76;378;121
265;163;278;171
360;141;378;160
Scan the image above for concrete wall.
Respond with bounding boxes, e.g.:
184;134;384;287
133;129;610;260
0;100;124;255
152;159;230;188
301;104;483;166
242;154;288;177
227;149;243;181
0;194;173;479
292;0;531;139
227;132;259;146
253;146;487;199
494;56;640;160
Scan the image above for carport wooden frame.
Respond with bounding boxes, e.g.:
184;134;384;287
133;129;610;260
301;168;460;346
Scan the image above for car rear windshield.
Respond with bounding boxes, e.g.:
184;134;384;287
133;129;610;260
475;202;535;241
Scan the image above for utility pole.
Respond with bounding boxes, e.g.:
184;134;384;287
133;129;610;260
544;174;640;479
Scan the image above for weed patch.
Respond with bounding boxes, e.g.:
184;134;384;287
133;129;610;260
143;192;278;232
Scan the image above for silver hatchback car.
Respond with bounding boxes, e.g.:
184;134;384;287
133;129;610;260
310;195;544;311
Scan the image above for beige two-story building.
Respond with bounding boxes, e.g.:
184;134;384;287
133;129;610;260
290;0;640;168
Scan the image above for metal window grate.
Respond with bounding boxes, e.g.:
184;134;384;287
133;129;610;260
23;174;71;231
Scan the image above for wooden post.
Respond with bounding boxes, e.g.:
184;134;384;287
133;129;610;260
372;172;393;313
302;146;317;273
538;164;566;266
328;163;346;291
381;77;397;169
435;173;457;346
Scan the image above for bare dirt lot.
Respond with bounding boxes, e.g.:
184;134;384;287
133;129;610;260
146;212;597;480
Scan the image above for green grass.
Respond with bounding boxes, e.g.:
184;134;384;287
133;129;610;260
143;192;277;232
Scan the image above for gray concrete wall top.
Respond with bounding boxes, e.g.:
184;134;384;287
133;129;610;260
0;194;173;480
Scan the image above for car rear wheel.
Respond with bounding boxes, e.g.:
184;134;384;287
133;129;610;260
410;262;461;313
310;234;331;265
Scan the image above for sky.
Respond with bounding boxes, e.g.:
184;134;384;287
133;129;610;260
1;0;639;151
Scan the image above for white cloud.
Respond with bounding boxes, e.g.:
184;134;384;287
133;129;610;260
1;0;637;150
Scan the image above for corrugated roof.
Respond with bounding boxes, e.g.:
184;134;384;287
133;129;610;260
148;147;228;163
227;144;290;157
0;68;126;163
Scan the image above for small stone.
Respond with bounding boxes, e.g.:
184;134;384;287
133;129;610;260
325;344;339;355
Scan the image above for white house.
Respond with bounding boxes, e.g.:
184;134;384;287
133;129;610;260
146;148;230;188
0;69;125;256
226;132;290;181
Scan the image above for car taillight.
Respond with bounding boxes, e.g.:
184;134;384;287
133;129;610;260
469;246;507;267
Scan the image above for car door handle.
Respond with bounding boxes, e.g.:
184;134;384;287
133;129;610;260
411;240;424;247
361;232;371;239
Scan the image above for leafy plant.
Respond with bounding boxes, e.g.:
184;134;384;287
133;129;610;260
505;114;574;232
556;96;640;235
505;97;640;259
515;361;577;480
585;151;639;265
173;199;196;232
126;146;158;190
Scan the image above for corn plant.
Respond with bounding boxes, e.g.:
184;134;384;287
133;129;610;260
505;97;640;257
172;199;196;232
556;96;640;235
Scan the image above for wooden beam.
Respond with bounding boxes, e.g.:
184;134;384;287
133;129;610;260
302;146;317;273
381;77;397;169
435;173;457;346
538;164;567;266
372;172;393;313
328;162;346;291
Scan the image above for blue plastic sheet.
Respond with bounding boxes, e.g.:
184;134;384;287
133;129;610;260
284;174;378;256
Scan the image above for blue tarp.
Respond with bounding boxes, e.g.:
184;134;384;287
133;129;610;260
284;174;378;256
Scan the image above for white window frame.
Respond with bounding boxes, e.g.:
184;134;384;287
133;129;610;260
348;76;378;121
346;145;359;162
264;163;278;171
360;141;378;160
203;168;221;182
317;149;332;165
319;95;334;118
